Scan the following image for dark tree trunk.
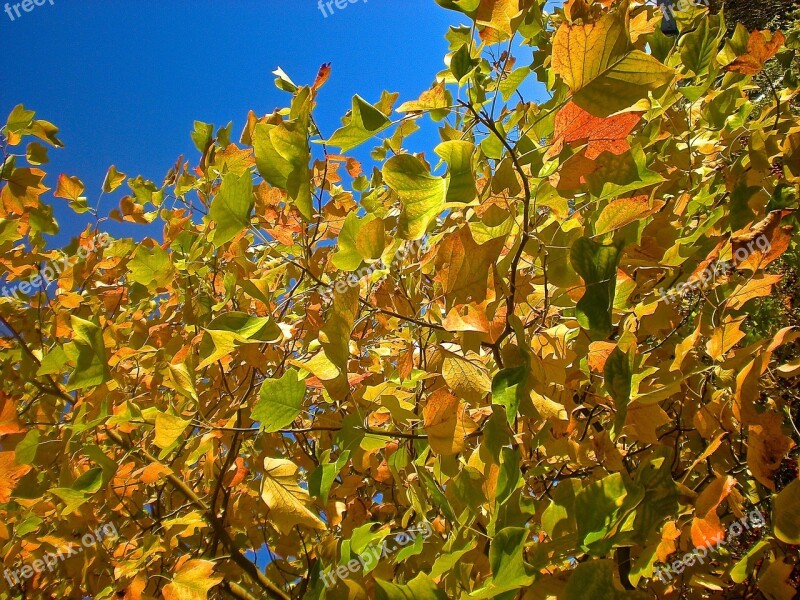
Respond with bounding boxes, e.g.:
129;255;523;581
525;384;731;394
708;0;797;31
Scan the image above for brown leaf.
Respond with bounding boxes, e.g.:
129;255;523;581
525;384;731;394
725;30;785;75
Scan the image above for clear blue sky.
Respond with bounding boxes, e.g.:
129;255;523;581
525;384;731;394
0;0;547;244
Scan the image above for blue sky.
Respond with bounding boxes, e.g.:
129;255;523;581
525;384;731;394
0;0;548;244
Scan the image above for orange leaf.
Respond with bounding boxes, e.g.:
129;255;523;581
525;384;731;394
725;30;785;75
54;174;85;202
0;451;31;503
727;273;782;310
546;101;641;161
312;62;332;92
691;475;735;547
0;395;24;437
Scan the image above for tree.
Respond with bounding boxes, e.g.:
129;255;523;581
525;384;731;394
1;0;799;598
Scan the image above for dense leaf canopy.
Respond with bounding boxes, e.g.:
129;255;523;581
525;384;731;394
1;1;800;599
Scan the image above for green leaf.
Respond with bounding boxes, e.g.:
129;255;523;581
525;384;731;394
604;346;634;435
206;312;281;343
308;450;350;505
490;527;534;588
374;573;447;600
774;478;800;544
383;154;446;240
51;467;104;514
565;560;644;600
253;121;312;219
209;171;254;246
190;121;214;153
66;316;110;392
14;430;40;465
491;365;528;426
570;237;622;338
573;51;674;117
327;95;391;152
679;15;724;76
332;212;367;272
435;140;476;204
129;244;175;289
252;368;307;433
575;473;644;555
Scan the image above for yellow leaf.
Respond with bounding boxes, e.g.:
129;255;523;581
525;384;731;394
102;165;127;193
423;389;477;456
162;558;222;600
705;316;746;361
441;346;492;403
747;413;795;490
260;457;326;534
154;412;191;450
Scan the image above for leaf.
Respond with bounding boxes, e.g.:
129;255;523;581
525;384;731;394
727;273;783;310
706;316;746;361
423;388;477;456
441;346;492;403
308;450;349;505
260;457;326;534
327;95;391;152
434;140;476;203
209;171;253;246
163;559;223;600
565;560;643;600
546;101;641;161
691;475;735;547
433;227;504;305
155;413;191;450
102;165;127;193
679;15;724;76
397;81;451;118
252;368;307;433
773;478;800;544
205;312;281;343
575;472;644;555
570;237;622;338
747;413;795;491
66;316;110;392
595;195;662;235
129;244;176;289
0;451;31;503
54;174;89;213
253;121;311;219
374;573;447;600
604;346;634;434
489;527;534;588
491;365;528;426
552;12;674;116
0;395;25;437
383;154;447;240
725;30;785;75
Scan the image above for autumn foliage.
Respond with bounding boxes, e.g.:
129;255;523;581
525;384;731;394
1;0;800;598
